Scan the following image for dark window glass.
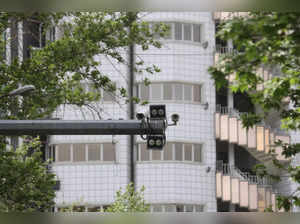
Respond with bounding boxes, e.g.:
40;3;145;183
152;150;161;160
175;143;183;161
193;24;201;42
184;24;192;41
57;144;71;162
88;143;101;161
103;143;115;161
163;83;173;100
174;84;183;100
176;204;184;212
141;84;150;101
140;144;150;161
163;143;173;160
73;144;86;162
184;144;192;161
175;23;182;40
193;85;201;102
194;144;202;162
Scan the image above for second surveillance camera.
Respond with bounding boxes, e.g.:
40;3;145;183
171;113;180;123
136;113;145;120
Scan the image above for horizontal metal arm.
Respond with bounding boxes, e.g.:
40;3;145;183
0;120;165;136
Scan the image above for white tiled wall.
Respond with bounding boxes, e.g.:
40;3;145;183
51;12;217;211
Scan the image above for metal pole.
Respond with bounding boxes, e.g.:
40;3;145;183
128;12;136;188
0;120;165;135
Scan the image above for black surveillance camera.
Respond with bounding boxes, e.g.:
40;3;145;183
171;113;180;123
136;113;145;120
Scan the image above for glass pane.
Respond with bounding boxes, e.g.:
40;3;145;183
153;205;162;212
140;144;149;161
163;83;173;100
103;143;115;161
195;205;203;212
140;84;149;101
151;84;162;101
73;144;86;162
87;207;101;212
88;143;101;161
175;23;182;40
57;144;70;162
176;205;184;212
185;205;193;212
193;24;201;42
175;143;183;161
152;150;161;160
163;143;173;160
174;84;183;100
183;24;192;41
193;85;201;102
194;144;202;162
184;144;192;161
184;84;192;101
165;204;175;212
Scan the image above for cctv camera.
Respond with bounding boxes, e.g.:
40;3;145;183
171;113;180;123
136;113;145;120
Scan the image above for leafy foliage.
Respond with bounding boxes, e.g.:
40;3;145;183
105;183;149;212
0;137;56;211
209;12;300;211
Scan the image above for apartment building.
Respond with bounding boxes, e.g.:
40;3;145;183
4;12;299;212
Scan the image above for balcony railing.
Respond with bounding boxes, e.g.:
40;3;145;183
216;160;277;211
215;105;291;162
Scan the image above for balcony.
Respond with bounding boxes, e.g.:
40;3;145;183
216;161;277;211
215;105;291;163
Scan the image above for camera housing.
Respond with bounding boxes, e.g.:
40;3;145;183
136;113;145;120
171;113;180;124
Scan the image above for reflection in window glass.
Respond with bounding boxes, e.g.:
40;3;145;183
140;144;150;161
163;143;173;160
193;85;201;102
88;143;101;161
73;144;86;162
163;83;173;100
175;23;182;40
57;144;71;162
174;84;183;100
103;143;115;161
151;84;162;101
184;144;192;161
175;143;183;161
194;144;202;162
184;24;192;41
140;84;150;101
193;24;201;42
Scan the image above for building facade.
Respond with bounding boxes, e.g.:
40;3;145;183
5;12;299;212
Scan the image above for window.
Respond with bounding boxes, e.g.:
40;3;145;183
194;144;202;162
138;82;202;103
83;82;116;102
184;84;192;101
163;83;173;100
88;143;101;161
183;24;192;41
184;144;192;161
152;205;163;212
57;144;71;162
137;142;202;163
185;205;194;212
176;205;184;212
193;84;201;102
175;23;182;40
53;143;116;163
151;84;162;101
140;143;150;161
73;144;86;162
154;22;202;43
102;143;115;161
193;24;201;42
163;143;173;160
